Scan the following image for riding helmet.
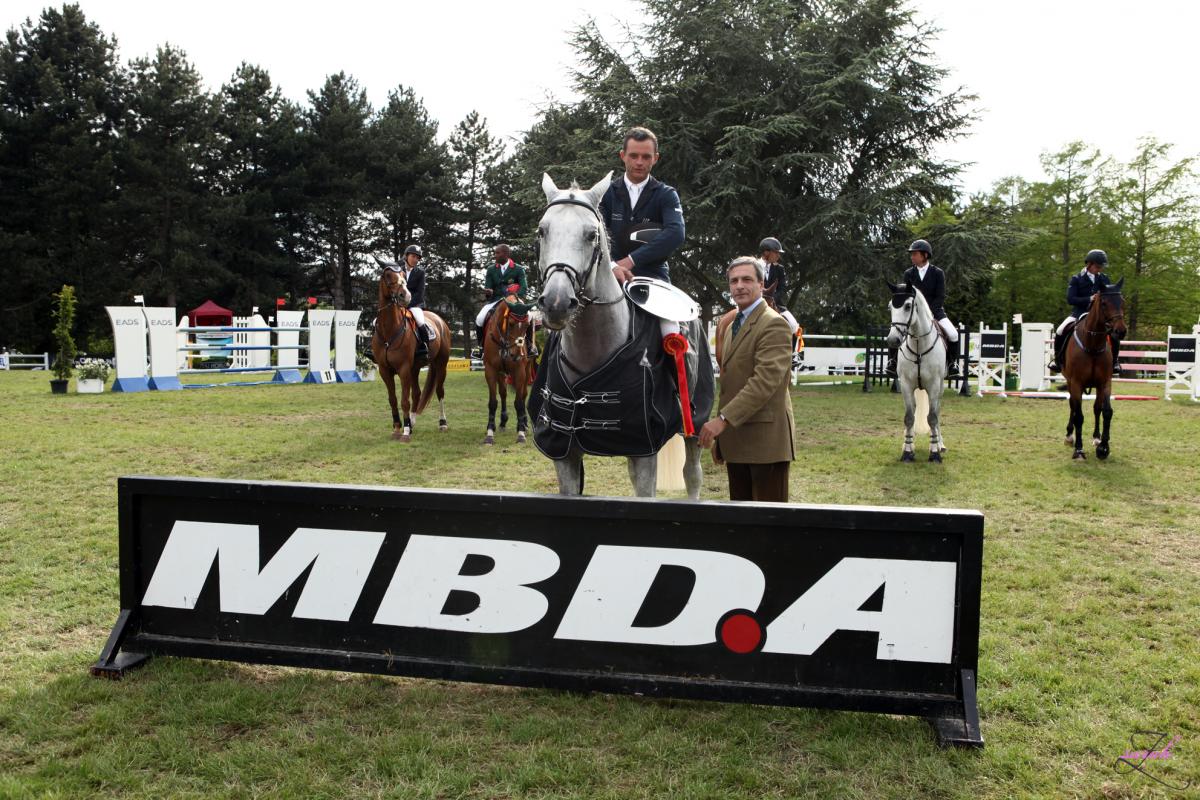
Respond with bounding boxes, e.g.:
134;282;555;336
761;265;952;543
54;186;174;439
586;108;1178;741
1084;249;1108;266
759;237;784;253
404;244;423;257
907;239;933;256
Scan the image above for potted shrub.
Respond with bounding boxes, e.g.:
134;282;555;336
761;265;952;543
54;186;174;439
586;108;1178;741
76;359;110;393
356;352;377;381
50;285;77;394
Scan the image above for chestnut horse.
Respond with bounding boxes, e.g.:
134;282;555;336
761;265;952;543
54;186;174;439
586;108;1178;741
482;303;536;445
371;267;450;442
1061;277;1126;460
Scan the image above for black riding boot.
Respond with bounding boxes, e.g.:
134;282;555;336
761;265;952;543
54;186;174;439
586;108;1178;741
1111;336;1123;376
415;324;430;358
885;346;898;377
946;338;960;377
1048;331;1066;373
475;325;485;345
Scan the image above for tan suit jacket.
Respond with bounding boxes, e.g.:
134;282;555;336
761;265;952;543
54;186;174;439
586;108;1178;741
715;301;795;464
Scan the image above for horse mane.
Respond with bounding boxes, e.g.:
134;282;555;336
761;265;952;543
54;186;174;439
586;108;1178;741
908;283;934;322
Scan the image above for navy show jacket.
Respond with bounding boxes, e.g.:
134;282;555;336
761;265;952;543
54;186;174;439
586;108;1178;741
1067;270;1111;317
600;175;685;282
902;263;948;320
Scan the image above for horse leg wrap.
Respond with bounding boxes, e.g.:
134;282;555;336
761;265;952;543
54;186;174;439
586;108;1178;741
662;333;694;436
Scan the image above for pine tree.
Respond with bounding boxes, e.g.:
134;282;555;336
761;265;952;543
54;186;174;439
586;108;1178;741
0;4;124;351
304;73;371;309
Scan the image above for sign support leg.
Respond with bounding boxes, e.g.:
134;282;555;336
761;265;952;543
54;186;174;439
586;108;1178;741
90;608;150;679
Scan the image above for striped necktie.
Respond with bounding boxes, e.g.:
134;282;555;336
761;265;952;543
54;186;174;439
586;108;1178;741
731;311;745;339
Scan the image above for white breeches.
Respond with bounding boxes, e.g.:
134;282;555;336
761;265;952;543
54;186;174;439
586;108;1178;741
937;317;959;342
411;306;433;337
1057;316;1075;335
476;299;501;326
780;308;799;335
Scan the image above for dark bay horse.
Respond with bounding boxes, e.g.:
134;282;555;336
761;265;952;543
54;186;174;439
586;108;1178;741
482;303;536;445
371;267;450;442
1061;277;1126;460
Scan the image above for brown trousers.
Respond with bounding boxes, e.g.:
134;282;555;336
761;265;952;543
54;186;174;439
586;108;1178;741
725;461;790;502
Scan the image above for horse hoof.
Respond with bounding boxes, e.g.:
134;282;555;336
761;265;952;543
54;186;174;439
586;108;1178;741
399;434;411;443
929;451;942;463
517;432;526;444
439;421;448;432
391;430;404;440
483;437;494;446
1073;450;1086;460
900;451;915;462
1064;436;1074;447
1096;445;1110;460
1092;437;1101;447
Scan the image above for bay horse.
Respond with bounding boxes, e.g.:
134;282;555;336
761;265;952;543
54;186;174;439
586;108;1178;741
531;172;712;498
1061;277;1126;460
885;281;948;462
371;266;450;442
482;302;536;445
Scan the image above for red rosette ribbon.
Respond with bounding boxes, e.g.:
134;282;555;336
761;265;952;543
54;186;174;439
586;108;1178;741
661;332;694;436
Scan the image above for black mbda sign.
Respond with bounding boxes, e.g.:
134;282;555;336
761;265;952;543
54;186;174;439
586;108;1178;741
1167;336;1197;364
979;332;1007;362
94;477;984;747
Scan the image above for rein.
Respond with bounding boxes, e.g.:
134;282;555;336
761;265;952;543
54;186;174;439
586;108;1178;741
373;294;412;351
541;195;623;309
892;293;939;389
1072;293;1125;357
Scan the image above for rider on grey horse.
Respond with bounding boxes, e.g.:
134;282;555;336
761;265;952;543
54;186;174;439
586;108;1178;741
600;126;685;286
886;239;959;378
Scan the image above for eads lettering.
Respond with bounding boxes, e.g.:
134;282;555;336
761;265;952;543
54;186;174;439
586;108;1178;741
141;521;957;663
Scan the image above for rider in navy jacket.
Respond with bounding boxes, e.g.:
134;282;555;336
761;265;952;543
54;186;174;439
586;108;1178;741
600;175;685;283
1050;249;1120;374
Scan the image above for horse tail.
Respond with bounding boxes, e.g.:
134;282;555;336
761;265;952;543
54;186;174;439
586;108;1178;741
413;317;446;414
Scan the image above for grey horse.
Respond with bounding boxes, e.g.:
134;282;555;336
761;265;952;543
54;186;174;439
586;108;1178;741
534;172;708;498
886;281;948;462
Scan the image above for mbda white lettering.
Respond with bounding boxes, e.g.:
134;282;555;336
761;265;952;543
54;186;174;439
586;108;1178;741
554;546;765;646
141;520;384;621
373;535;559;633
763;557;956;663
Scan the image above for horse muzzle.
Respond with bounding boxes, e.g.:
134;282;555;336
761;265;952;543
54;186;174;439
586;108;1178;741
537;271;578;329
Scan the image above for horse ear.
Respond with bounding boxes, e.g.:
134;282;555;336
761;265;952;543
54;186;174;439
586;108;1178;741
584;171;612;207
541;173;560;202
886;280;899;294
1113;276;1125;292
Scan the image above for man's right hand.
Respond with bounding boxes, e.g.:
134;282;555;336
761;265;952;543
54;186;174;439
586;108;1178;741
611;258;635;285
483;288;494;299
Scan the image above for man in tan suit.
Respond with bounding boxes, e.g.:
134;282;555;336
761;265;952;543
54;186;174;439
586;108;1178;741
699;256;796;502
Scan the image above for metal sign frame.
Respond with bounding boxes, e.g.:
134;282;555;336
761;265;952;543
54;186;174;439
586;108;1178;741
93;477;984;748
1165;327;1199;402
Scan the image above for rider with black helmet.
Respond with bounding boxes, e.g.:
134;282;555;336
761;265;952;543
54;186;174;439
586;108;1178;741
1048;249;1121;374
886;239;960;377
759;237;800;336
400;244;434;357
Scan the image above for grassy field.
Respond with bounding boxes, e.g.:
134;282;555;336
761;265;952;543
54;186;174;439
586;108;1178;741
1;369;1198;799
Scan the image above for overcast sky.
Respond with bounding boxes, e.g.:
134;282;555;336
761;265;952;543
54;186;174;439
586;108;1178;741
8;0;1198;195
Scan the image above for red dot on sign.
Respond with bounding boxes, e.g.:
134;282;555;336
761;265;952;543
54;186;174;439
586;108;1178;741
720;613;762;654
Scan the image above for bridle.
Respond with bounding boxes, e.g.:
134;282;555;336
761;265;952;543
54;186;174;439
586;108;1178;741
492;309;532;364
374;267;413;350
890;289;939;388
539;195;622;308
1074;289;1125;355
377;266;410;312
